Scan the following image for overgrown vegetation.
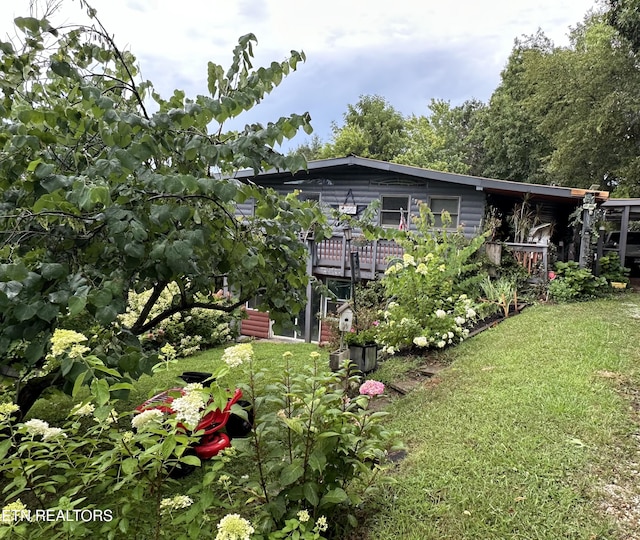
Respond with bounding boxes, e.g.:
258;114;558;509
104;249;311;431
1;343;400;539
375;205;487;353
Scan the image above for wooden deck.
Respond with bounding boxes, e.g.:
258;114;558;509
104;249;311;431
311;236;549;280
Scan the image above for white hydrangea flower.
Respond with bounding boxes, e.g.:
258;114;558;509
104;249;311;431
160;495;194;515
454;316;466;326
0;402;19;422
1;499;28;523
131;409;164;430
436;340;446;348
413;336;428;347
71;402;95;417
435;309;446;318
42;427;66;441
315;515;328;532
215;513;255;540
415;262;428;275
171;385;205;429
466;308;477;318
24;419;50;437
402;253;416;266
222;344;253;368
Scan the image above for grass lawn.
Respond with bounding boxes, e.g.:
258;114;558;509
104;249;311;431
359;294;640;540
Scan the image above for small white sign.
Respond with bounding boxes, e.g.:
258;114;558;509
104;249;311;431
339;204;357;215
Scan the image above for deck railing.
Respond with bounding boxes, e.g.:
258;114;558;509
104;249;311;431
312;236;549;280
503;242;548;280
313;236;403;278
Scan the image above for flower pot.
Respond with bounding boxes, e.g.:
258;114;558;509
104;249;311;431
349;344;378;373
329;349;350;371
611;281;627;289
485;242;502;266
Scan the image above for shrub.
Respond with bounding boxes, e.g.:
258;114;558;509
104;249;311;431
0;347;242;540
119;283;240;357
0;344;400;539
548;262;607;302
233;347;401;536
599;253;630;285
376;205;486;353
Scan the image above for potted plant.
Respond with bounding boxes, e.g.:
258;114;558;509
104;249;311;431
345;326;378;373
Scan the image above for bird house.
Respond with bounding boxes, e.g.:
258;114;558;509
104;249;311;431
337;303;354;333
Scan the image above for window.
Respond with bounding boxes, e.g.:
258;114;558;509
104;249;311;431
429;197;460;228
380;196;410;227
298;192;320;203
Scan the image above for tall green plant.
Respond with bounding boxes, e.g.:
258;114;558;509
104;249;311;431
376;205;487;352
233;347;401;536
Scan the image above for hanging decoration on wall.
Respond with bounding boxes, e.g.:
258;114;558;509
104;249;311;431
338;189;357;215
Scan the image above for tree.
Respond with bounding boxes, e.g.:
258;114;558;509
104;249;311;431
480;31;555;184
322;94;407;160
531;16;640;191
0;3;328;417
607;0;640;53
394;99;487;174
288;134;325;161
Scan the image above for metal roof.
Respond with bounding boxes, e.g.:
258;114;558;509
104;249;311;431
233;155;609;203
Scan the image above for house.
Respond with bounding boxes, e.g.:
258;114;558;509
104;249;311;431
233;156;609;342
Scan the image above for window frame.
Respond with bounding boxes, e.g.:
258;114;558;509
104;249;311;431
428;196;461;229
379;195;411;228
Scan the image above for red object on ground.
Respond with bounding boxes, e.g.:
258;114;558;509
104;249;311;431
135;387;244;459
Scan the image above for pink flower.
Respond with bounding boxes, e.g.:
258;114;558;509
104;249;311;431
359;380;385;396
372;321;379;326
548;271;556;280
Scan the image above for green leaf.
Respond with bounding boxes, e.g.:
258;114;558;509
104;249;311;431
109;382;134;392
283;417;304;435
14;303;39;321
40;263;66;280
180;455;201;467
121;458;137;475
303;482;319;506
92;378;110;406
14;17;40;34
0;439;12;462
161;437;177;459
71;371;87;399
25;338;47;363
68;295;87;316
0;281;23;300
320;487;348;507
280;462;304;486
124;242;145;259
95;304;119;325
50;60;75;78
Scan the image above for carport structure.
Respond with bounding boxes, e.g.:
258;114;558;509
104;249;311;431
601;198;640;267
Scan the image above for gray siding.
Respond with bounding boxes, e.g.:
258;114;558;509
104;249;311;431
254;169;487;237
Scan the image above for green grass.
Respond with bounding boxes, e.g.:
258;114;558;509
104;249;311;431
360;295;640;539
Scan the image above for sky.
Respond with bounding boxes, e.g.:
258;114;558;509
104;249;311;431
0;0;600;151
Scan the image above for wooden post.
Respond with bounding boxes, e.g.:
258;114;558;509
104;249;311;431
619;205;631;262
303;238;314;343
595;226;605;276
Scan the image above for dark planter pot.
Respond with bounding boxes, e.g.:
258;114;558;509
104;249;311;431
349;344;378;373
